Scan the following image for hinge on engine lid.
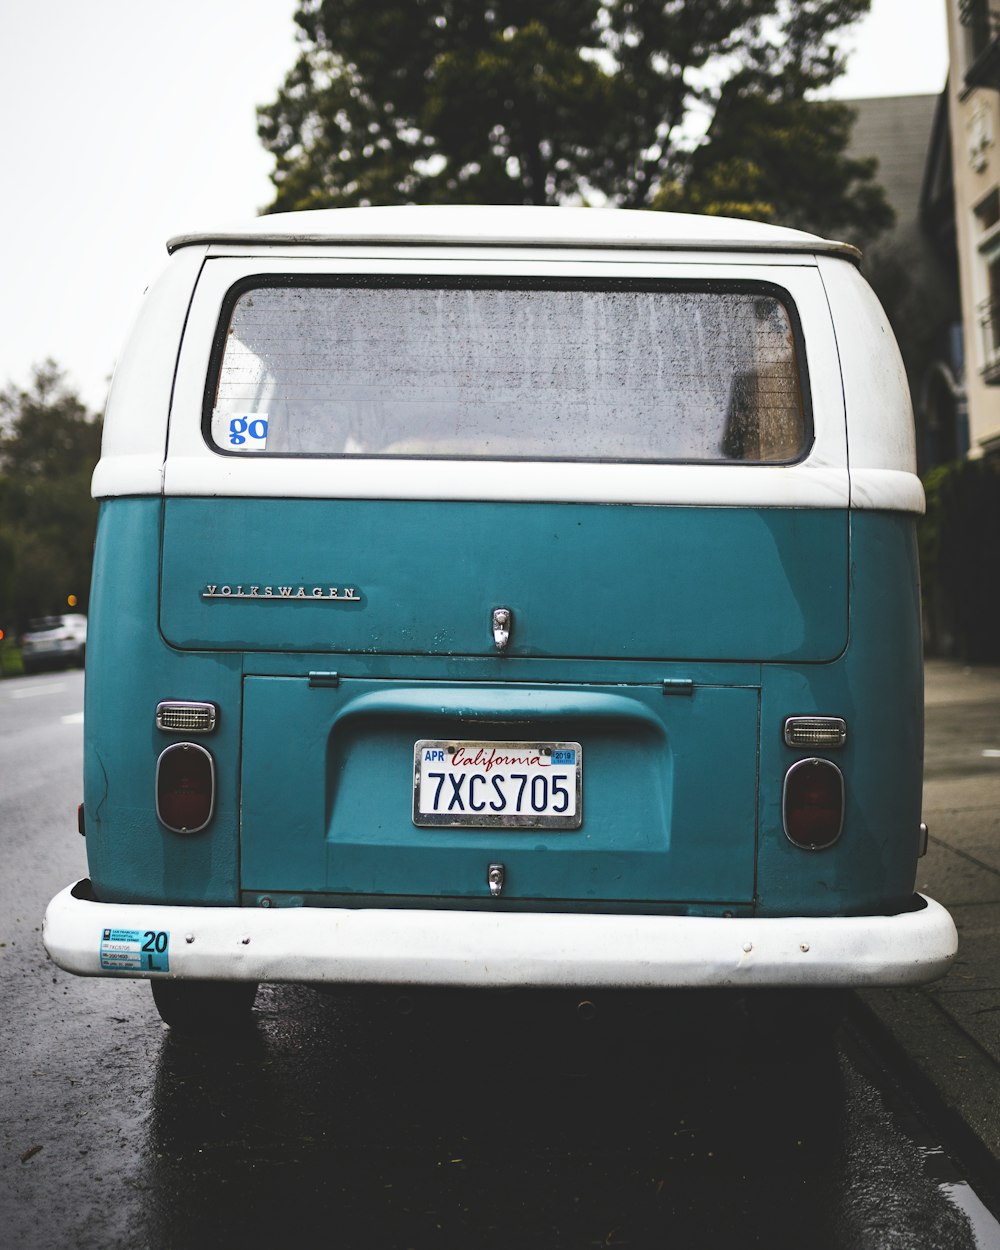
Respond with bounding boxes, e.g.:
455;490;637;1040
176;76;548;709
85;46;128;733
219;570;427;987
308;671;340;688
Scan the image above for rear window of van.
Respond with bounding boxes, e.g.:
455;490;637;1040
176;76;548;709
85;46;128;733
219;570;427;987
207;279;808;463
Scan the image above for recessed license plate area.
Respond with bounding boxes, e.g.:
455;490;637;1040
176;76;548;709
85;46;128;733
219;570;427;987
414;740;582;829
239;677;759;904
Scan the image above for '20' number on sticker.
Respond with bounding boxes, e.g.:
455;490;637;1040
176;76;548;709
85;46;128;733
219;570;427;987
142;930;168;968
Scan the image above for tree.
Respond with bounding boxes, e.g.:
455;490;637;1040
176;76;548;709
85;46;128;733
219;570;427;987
0;363;102;630
258;0;890;246
657;89;894;243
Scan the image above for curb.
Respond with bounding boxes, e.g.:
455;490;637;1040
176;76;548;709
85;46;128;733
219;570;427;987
850;987;1000;1211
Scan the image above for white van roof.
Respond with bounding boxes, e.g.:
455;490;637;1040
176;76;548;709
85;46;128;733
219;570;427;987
166;204;861;263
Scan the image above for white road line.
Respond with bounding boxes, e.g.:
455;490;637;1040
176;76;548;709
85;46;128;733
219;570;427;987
61;712;84;725
10;682;67;699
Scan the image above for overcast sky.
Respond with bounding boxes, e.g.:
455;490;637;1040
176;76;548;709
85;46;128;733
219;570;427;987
0;0;949;413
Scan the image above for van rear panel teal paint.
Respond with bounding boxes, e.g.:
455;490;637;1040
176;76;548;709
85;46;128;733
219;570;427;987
44;206;957;991
84;499;917;919
160;498;848;662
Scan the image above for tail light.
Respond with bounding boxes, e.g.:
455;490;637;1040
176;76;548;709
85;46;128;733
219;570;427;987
156;743;215;834
783;758;844;850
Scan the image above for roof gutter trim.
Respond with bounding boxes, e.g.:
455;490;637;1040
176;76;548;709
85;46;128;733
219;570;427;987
165;230;862;265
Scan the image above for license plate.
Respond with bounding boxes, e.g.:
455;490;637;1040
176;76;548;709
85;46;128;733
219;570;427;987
413;740;582;829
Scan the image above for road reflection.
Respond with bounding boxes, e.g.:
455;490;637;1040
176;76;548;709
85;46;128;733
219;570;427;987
140;987;976;1249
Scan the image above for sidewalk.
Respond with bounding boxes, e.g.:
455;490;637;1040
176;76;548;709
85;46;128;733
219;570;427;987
856;659;1000;1176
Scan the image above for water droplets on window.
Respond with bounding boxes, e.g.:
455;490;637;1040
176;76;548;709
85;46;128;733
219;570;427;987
210;282;807;463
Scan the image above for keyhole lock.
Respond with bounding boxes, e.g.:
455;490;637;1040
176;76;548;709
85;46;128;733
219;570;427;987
492;607;512;653
488;863;505;897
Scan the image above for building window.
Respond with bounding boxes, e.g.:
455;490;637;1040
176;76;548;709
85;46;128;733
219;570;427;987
959;0;1000;90
977;188;1000;228
981;255;1000;379
976;189;1000;382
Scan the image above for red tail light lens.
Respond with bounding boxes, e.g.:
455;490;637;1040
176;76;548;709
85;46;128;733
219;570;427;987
783;758;844;850
156;743;215;834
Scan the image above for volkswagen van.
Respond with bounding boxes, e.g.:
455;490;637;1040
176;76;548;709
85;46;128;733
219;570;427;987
43;205;957;1032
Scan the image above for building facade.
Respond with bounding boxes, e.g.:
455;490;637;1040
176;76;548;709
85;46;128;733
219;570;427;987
846;93;965;472
946;0;1000;455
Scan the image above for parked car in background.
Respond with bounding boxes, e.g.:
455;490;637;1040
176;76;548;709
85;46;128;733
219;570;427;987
21;614;87;672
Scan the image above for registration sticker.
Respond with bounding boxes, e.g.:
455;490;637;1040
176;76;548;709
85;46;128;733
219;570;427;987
413;740;582;830
99;928;170;973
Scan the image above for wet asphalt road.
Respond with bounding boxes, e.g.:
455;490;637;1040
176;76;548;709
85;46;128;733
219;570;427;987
1;669;998;1249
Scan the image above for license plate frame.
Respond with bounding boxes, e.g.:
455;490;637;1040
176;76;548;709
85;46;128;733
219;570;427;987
413;740;583;830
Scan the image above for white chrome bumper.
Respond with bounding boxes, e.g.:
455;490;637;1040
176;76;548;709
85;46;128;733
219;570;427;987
43;881;957;989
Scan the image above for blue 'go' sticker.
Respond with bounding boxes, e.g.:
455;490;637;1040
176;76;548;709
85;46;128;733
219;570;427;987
229;415;268;447
210;410;269;452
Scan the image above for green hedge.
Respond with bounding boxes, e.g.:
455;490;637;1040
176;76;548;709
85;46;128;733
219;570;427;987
0;641;24;677
920;459;1000;661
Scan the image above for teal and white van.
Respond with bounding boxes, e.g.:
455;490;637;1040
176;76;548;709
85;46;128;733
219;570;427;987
43;205;957;1031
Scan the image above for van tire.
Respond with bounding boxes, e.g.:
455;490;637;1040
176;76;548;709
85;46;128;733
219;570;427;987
743;989;846;1058
151;979;258;1035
